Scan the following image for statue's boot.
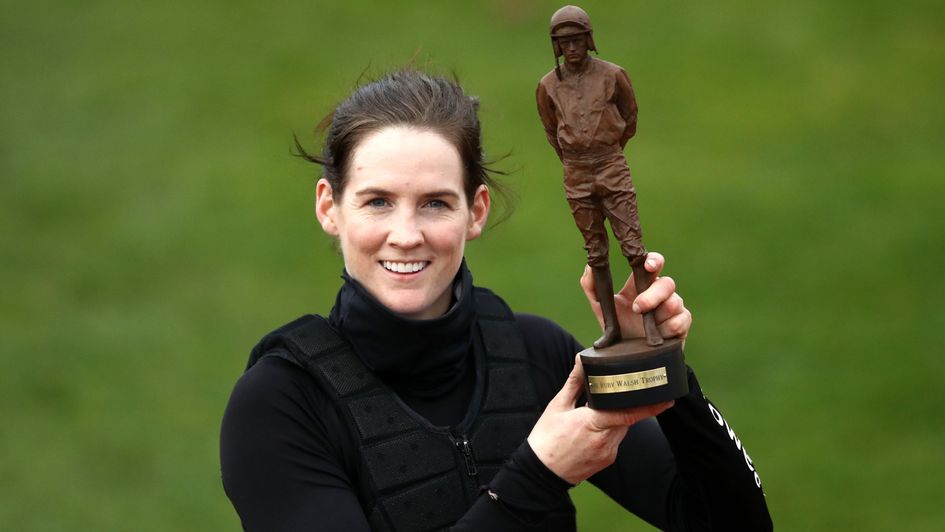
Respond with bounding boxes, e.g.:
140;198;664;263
591;266;622;349
631;264;664;347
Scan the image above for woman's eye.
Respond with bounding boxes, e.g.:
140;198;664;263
426;199;448;209
367;198;389;208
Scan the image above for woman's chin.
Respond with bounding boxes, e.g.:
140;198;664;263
377;291;448;321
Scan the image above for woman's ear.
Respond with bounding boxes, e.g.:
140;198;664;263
466;184;491;241
315;178;339;236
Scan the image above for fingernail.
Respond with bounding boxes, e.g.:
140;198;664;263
646;258;657;269
632;303;640;313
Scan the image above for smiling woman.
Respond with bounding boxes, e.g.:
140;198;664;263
219;69;771;531
314;127;489;320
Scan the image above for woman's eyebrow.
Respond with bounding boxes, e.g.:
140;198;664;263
353;187;461;200
420;190;461;200
352;187;393;197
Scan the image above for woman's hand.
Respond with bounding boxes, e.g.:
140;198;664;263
580;252;692;341
527;355;674;485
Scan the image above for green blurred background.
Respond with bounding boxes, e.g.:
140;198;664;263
2;0;943;530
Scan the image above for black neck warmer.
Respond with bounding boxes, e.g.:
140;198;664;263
328;261;476;399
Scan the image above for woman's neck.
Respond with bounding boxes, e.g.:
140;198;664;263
328;261;476;400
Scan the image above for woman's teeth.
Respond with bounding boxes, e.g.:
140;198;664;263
382;261;427;273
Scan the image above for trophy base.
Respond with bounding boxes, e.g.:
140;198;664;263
579;337;688;410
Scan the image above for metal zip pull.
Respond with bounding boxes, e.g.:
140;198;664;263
455;435;478;477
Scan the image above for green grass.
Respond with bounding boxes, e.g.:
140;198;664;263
2;1;944;530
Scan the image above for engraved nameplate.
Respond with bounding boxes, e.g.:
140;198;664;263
587;367;669;394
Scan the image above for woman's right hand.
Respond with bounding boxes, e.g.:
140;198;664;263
527;355;674;485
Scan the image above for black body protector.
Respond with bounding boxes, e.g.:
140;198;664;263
246;288;548;531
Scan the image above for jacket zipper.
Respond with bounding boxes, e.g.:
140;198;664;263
455;435;478;477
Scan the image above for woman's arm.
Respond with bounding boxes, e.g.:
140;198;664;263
222;352;576;531
589;367;773;531
220;356;372;532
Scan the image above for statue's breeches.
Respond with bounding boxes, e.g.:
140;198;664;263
562;151;645;266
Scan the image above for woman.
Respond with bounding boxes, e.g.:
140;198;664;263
221;71;772;531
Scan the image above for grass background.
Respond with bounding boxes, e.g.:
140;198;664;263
2;0;943;530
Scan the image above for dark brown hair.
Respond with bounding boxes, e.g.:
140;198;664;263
295;70;507;208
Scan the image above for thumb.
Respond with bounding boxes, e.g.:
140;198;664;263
580;265;597;303
547;354;587;411
580;266;605;329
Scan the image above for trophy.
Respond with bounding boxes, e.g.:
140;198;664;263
537;5;688;409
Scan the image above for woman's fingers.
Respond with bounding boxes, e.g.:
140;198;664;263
632;278;692;340
643;252;664;275
581;252;691;340
614;252;663;299
587;400;675;430
530;353;675;485
588;251;666;306
631;275;676;314
658;306;692;340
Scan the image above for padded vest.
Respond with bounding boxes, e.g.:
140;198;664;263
247;287;542;531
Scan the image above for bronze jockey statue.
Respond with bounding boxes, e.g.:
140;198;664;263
537;5;663;349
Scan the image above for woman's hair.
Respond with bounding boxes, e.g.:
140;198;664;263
295;69;506;207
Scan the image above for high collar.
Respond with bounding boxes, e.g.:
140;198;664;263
328;261;476;398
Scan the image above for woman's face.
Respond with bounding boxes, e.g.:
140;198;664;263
315;126;490;320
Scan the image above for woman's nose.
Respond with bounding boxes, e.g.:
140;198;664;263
387;212;423;248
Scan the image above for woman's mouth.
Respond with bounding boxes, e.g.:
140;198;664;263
381;260;428;274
